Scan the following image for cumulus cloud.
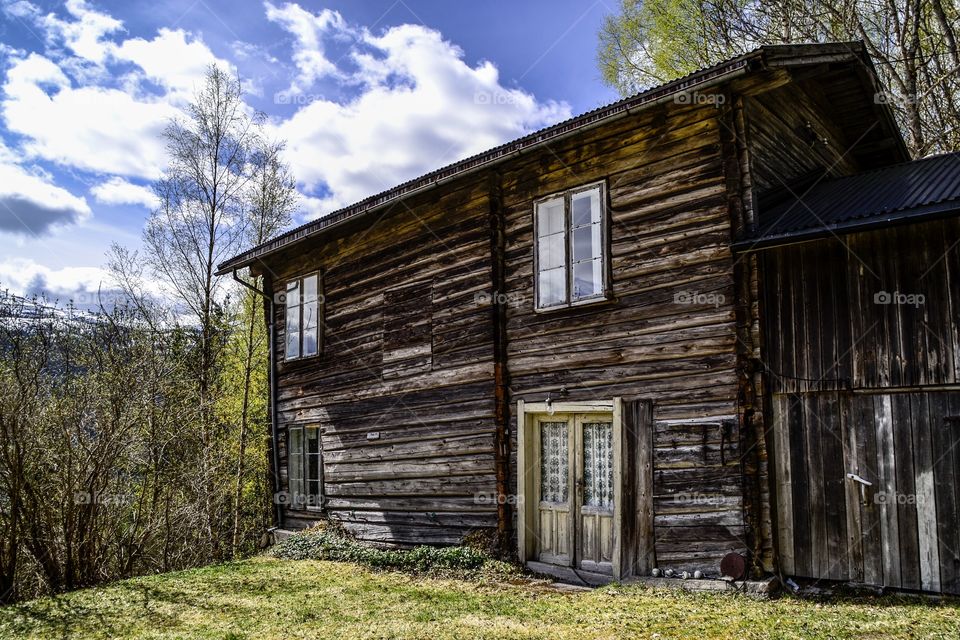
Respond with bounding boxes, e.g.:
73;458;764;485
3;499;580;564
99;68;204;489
41;0;123;65
2;52;179;178
90;176;159;209
264;1;348;94
0;141;91;236
269;13;571;215
2;0;571;234
112;28;229;97
1;3;232;180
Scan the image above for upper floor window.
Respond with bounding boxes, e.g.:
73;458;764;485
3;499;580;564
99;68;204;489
285;272;320;360
535;182;609;310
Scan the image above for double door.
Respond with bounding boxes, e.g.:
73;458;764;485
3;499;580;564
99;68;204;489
534;412;615;574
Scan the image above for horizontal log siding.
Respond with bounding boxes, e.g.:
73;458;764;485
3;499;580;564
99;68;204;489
500;101;749;574
265;179;499;545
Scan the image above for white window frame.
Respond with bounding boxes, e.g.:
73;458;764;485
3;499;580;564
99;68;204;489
533;181;610;311
287;424;324;511
284;272;321;361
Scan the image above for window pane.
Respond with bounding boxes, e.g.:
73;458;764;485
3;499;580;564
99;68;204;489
540;422;568;503
285;305;301;360
288;428;303;508
537;231;566;270
572;223;602;262
572;258;603;300
536;199;565;237
583;422;613;508
572;188;601;227
302;301;318;357
285;280;300;307
303;274;318;304
537;267;566;307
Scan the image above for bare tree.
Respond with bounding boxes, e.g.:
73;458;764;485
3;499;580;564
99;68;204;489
230;139;298;555
143;64;259;560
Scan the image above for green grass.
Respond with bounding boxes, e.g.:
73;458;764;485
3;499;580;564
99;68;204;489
0;556;958;639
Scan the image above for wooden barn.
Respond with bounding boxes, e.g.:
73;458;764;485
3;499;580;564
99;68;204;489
216;42;960;593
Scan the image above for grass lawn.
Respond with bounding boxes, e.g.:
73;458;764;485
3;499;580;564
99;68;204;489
0;556;958;639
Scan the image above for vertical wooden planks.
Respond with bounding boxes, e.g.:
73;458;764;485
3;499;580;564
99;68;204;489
932;393;960;593
773;395;795;575
874;394;902;588
892;394;921;589
789;393;812;577
854;394;883;586
820;392;848;580
841;392;864;582
912;393;941;592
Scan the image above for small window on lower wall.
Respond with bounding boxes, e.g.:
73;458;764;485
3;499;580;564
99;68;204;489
534;182;609;311
287;425;323;510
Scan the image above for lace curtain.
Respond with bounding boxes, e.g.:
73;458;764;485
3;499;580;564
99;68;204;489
583;422;613;508
540;422;568;503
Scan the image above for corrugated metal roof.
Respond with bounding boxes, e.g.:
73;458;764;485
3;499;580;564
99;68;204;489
742;152;960;249
217;41;900;275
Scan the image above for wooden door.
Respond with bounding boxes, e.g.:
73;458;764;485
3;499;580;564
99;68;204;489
533;413;616;573
772;390;960;594
576;414;615;573
534;415;574;565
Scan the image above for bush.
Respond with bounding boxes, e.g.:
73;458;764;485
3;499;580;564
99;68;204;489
270;525;520;580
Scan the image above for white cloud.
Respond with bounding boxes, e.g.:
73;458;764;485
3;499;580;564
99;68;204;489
2;54;178;178
112;28;229;97
90;176;159;209
41;0;123;65
0;257;107;297
1;6;233;180
0;139;91;236
2;0;571;233
264;1;348;93
271;18;571;215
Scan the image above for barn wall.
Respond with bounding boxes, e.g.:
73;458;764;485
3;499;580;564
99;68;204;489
761;218;960;593
498;99;752;574
264;177;500;545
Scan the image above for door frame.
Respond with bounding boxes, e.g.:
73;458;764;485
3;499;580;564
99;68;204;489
517;398;625;580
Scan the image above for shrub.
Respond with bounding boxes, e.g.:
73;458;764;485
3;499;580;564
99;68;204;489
270;524;520;580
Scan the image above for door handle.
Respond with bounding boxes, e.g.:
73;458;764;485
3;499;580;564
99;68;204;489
847;473;873;507
846;473;873;486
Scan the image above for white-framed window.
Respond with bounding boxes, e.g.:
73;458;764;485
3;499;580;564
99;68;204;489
287;425;323;510
534;182;609;310
285;272;320;360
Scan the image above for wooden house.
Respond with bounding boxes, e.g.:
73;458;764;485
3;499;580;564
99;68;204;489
217;42;960;593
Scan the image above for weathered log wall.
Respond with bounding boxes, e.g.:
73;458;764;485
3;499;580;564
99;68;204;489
498;100;750;574
265;179;500;544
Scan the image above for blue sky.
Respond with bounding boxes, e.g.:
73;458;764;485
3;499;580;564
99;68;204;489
0;0;619;304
